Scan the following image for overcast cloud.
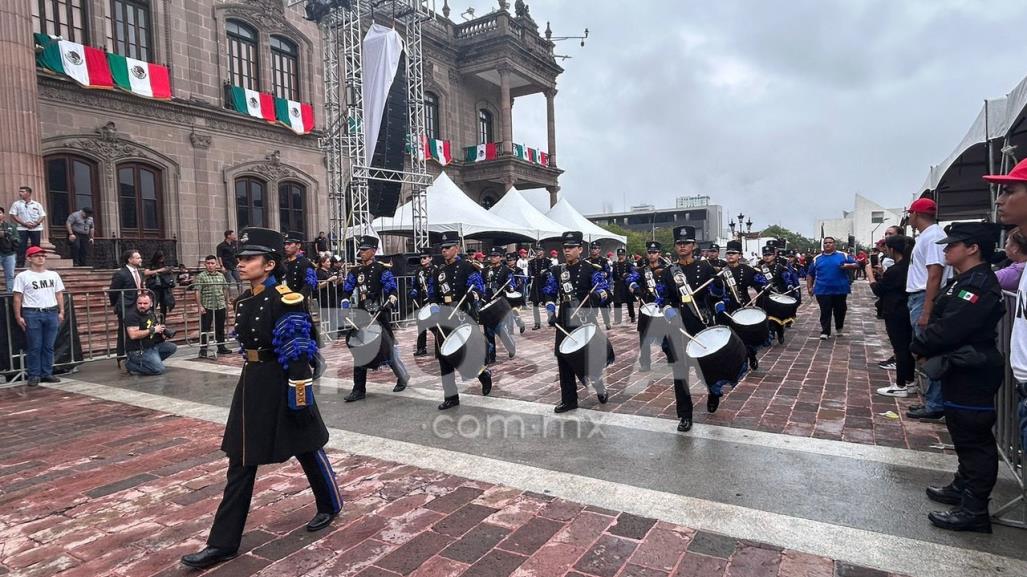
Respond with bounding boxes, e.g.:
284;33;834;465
455;0;1027;236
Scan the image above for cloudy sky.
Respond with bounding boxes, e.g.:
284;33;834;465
455;0;1027;236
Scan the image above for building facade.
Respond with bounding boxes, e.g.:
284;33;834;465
1;0;562;267
814;193;903;248
585;204;724;244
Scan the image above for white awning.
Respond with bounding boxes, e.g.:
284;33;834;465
545;197;627;245
488;187;566;241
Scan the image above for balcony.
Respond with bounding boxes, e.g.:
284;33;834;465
454;143;562;191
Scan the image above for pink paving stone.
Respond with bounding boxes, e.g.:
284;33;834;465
573;534;639;577
554;512;614;549
253;545;337;577
110;539;206;576
628;528;692;572
725;544;781;577
509;541;586;577
538;499;585;523
673;552;728;577
376;508;447;545
496;516;565;556
300;538;396;577
485;495;550;530
778;549;835;577
407;555;470;577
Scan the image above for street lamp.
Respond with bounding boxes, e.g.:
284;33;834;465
729;220;736;237
745;219;753;233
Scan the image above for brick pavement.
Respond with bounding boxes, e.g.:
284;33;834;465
0;387;908;577
202;282;949;452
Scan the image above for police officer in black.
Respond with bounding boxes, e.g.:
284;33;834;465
432;231;493;410
411;247;437;356
339;235;409;402
528;246;550;330
544;231;612;412
756;244;791;345
182;228;341;570
284;231;317;298
612;247;637;325
909;222;1005;534
483;247;517;364
718;240;769;370
586;240;614;330
630;241;669;373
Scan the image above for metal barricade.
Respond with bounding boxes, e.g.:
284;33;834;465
994;291;1026;529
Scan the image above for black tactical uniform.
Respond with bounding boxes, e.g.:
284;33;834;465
909;223;1006;534
411;249;438;356
528;251;550;329
183;228;340;570
483;250;517;363
612;248;638;324
284;231;317;298
339;236;409;402
586;242;613;329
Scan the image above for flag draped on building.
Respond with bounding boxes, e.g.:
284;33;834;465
107;53;171;99
466;143;497;162
229;86;275;122
274;97;315;135
36;36;112;89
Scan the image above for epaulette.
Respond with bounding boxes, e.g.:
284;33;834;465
277;283;304;305
379;259;393;268
470;261;484;270
590;262;603;270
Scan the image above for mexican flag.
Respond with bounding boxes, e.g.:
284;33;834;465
526;147;537;163
466;143;497;162
427;139;451;165
275;97;315;135
36;36;113;89
108;53;171;99
512;143;527;161
540;152;550;166
229;86;275;122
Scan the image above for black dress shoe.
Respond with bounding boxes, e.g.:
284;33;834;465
438;396;460;410
677;418;692;432
392;381;407;393
217;346;233;354
40;375;61;383
597;393;608;404
926;483;963;506
928;508;992;533
480;370;493;396
707;394;720;413
306;512;337;532
554;402;578;414
532;324;541;330
344;390;366;402
777;333;785;345
907;408;944;421
181;546;238;569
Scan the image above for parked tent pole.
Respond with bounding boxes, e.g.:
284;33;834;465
987;99;998;223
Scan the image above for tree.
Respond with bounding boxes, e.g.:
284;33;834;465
759;225;818;252
603;224;674;256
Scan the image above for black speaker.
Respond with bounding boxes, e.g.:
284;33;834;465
368;54;407;218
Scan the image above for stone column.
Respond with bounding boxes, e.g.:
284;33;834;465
547;185;559;208
0;0;46;241
499;67;513;155
545;88;557;167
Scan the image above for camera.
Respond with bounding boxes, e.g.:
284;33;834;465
162;327;177;339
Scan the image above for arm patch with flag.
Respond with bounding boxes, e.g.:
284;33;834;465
957;290;979;304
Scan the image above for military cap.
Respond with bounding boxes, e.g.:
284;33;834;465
725;240;742;253
561;231;584;247
590;240;602;249
237;227;285;259
709;243;720;251
356;235;379;250
672;226;696;243
418;246;433;257
762;245;777;256
488;246;503;257
438;231;461;247
284;231;305;243
617;247;627;255
646;241;662;252
506;252;518;260
936;222;1001;247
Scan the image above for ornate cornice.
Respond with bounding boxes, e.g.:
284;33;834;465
252;150;297;181
189;131;212;149
68;122;137;162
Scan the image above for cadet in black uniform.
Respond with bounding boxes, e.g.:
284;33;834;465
718;240;769;370
284;231;317;298
483;247;517;364
756;245;791;345
586;241;614;330
705;243;727;272
630;241;668;373
339;236;409;402
612;247;637;325
505;252;527;334
528;247;550;330
432;231;493;409
411;247;438;356
659;225;724;429
544;231;612;413
182;228;341;570
910;222;1005;534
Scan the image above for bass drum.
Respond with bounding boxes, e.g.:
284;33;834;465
504;290;526;308
479;296;512;329
685;325;748;389
729;307;769;346
637;302;668;340
439;322;488;380
765;293;799;326
557;323;614;382
345;322;394;369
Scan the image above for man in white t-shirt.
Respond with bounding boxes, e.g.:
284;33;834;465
9;185;46;267
12;246;65;387
904;198;952;420
988;159;1027;456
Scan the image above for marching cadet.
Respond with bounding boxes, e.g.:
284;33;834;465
544;231;612;413
410;247;437;357
505;252;527;334
612;247;638;325
182;228;341;570
756;244;792;345
432;231;493;409
528;246;551;330
705;243;727;272
629;241;669;373
586;240;614;330
339;236;409;402
482;247;517;364
783;250;803;305
284;231;317;298
660;225;723;428
910;222;1005;534
718;240;769;370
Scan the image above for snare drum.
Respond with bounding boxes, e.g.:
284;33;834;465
439;322;488;380
504;290;526;307
764;293;799;326
416;304;439;334
729;307;769;346
557;323;614;382
479;297;512;329
637;302;668;341
685;325;748;389
345;322;394;369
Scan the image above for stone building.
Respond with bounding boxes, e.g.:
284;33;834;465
0;0;562;266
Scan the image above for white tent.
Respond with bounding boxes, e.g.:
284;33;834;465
546;197;627;245
369;172;535;242
488;187;565;241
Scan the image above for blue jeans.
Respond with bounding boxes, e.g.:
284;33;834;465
24;308;59;379
1018;383;1027;458
0;253;14;292
908;292;943;413
125;341;177;375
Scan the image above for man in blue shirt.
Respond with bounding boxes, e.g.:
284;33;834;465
806;237;859;339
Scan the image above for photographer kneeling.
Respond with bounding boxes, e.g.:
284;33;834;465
124;292;177;375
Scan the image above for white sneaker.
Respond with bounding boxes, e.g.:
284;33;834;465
879;361;897;370
819;333;829;340
876;385;909;398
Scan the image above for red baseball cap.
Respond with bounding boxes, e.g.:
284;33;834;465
908;198;937;214
518;248;527;255
25;246;45;257
983;158;1027;184
550;250;558;256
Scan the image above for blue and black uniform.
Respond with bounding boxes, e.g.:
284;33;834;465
410;259;438;355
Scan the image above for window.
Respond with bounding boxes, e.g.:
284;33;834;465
270;36;299;100
425;92;440;140
118;163;163;237
871;211;885;224
235;177;265;229
45;154;100;237
279;182;305;237
227;20;260;90
33;0;89;43
478;109;493;145
109;0;152;61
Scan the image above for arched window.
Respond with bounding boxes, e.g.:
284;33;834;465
478;109;494;145
226;19;259;90
270;36;299;101
33;0;89;43
235;177;265;229
117;162;163;238
109;0;153;61
425;92;440;140
45;154;100;237
278;182;305;237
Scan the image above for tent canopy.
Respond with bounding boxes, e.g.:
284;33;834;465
488;187;566;241
369;172;535;244
546;197;627;245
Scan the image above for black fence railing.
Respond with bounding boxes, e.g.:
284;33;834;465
51;237;180;269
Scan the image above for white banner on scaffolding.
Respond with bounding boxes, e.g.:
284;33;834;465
362;24;404;164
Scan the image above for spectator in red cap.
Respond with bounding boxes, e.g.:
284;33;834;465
473;251;485;262
902;197;951;420
549;249;559;267
13;246;65;387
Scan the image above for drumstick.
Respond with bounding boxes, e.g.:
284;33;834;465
345;317;360;330
552;322;573;339
484;278;513;304
364;309;383;330
678;328;708;350
448;292;470;320
571;282;600;319
434;323;448;340
744;283;775;308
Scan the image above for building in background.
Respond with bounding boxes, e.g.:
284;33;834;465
814;194;903;248
584;200;724;244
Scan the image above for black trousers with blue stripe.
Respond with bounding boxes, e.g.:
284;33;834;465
207;449;342;550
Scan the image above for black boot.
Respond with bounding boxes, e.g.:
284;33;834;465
707;394;720;413
748;353;758;371
480;369;493;396
554;401;578;413
926;477;964;506
306;512;337;532
345;369;367;402
677;417;692;432
392;356;409;392
181;547;238;569
928;489;992;533
438;395;460;410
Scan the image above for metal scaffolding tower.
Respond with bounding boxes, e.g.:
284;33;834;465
318;0;434;257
